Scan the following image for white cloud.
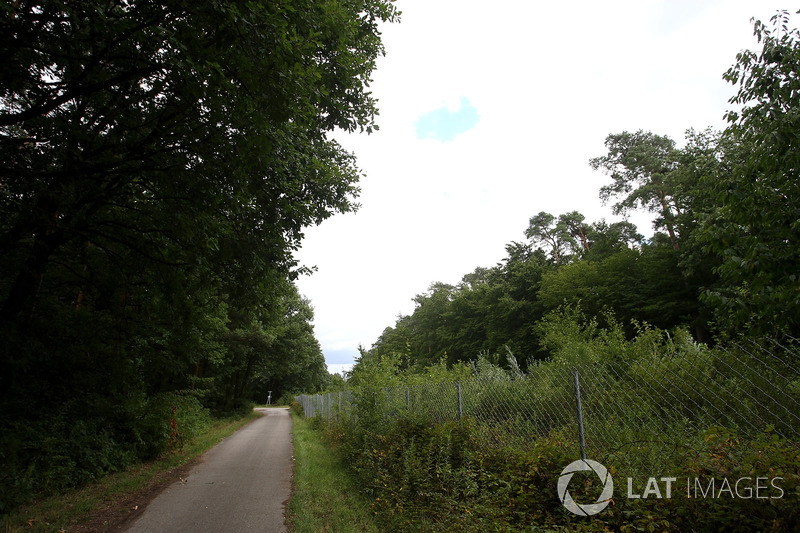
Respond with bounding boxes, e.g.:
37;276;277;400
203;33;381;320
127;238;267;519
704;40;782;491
415;97;479;141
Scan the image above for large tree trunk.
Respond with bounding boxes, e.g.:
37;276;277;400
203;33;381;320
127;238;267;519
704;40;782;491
658;190;680;251
0;224;64;397
0;228;63;326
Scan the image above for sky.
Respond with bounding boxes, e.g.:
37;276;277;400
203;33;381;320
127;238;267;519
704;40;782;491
295;0;791;376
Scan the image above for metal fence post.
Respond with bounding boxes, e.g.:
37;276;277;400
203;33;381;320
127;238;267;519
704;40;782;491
457;382;463;419
573;370;587;461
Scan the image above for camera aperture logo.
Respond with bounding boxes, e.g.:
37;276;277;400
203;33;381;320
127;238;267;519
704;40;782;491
557;459;614;516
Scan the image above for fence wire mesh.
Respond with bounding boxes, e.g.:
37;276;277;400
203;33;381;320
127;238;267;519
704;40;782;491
296;338;800;475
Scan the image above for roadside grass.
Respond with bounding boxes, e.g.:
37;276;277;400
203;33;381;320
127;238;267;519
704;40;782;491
287;413;380;533
0;410;263;533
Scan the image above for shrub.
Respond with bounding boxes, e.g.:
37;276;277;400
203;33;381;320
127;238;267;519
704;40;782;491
135;392;211;458
290;399;304;417
302;311;800;530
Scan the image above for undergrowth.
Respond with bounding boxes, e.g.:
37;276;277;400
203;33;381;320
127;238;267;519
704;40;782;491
306;308;800;531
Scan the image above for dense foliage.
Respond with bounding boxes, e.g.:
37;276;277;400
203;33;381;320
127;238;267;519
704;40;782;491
318;318;800;532
0;0;398;511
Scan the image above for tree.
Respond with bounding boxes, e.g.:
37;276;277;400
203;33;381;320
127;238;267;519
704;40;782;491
525;211;576;264
559;211;591;253
0;0;398;508
245;289;329;404
698;10;800;335
1;0;397;325
537;244;697;332
0;0;398;391
407;282;457;366
583;219;643;260
590;131;683;250
0;0;396;326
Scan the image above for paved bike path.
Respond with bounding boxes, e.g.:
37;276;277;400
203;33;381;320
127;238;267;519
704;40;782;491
125;407;293;533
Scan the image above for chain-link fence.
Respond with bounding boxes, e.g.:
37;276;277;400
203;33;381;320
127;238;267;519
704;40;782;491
296;337;800;475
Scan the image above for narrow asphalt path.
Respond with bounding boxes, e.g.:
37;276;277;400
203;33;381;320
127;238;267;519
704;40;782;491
125;407;293;533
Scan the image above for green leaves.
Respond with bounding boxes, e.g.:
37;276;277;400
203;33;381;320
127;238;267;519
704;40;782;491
591;130;683;250
0;0;397;509
698;11;800;336
525;211;579;265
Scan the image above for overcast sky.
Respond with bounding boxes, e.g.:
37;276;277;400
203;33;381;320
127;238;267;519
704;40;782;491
295;0;790;375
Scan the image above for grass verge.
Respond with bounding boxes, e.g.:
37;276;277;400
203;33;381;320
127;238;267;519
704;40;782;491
287;413;380;533
0;409;263;533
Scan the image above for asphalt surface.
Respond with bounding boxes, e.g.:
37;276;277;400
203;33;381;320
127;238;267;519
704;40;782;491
124;407;293;533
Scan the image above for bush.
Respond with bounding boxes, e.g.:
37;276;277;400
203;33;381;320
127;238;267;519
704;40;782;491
300;310;800;530
135;392;211;458
0;390;212;513
0;409;137;512
290;400;304;417
337;414;800;531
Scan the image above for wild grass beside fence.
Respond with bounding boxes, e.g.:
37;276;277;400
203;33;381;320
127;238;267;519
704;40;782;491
287;411;380;533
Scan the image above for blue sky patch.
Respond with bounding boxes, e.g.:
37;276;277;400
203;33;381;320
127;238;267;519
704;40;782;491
415;97;479;141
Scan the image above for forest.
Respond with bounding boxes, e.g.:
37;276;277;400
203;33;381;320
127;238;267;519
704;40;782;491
0;0;398;511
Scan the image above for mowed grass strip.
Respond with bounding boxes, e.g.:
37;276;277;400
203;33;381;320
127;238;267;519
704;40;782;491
0;409;263;533
287;413;379;533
